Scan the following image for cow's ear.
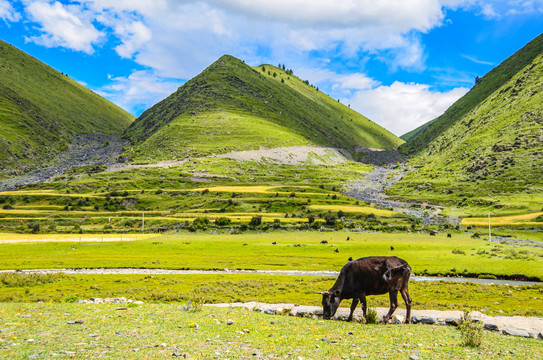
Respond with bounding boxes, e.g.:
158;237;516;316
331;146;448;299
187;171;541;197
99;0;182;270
334;290;341;296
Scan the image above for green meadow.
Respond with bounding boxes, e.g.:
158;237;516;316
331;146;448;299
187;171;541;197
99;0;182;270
1;232;542;280
1;303;541;359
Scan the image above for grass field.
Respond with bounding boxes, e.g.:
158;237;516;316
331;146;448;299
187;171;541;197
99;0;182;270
0;231;541;280
0;272;541;316
0;303;540;359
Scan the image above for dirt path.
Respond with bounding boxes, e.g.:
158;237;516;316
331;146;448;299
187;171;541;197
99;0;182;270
207;302;543;339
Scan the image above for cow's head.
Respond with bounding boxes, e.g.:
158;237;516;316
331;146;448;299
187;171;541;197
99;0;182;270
320;290;341;320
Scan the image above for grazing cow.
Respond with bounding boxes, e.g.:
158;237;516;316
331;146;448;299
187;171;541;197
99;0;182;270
348;257;353;261
346;237;350;241
430;231;436;236
272;242;277;245
321;240;328;244
334;248;339;253
447;233;452;238
390;246;394;251
319;256;412;324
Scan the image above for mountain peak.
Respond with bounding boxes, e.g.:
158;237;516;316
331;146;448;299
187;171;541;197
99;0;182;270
123;54;403;162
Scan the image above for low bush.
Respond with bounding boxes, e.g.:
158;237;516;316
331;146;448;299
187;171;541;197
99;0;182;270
458;311;483;347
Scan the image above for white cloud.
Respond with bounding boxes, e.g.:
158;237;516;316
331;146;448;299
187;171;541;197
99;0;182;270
114;20;152;58
0;0;21;22
96;70;181;115
25;1;103;54
461;54;496;66
480;3;499;18
346;82;469;136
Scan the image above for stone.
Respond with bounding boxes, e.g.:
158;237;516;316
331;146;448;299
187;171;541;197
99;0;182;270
88;334;99;338
264;309;276;315
411;315;420;323
502;328;530;338
321;338;330;342
483;323;499;331
116;307;128;311
445;318;459;326
419;316;436;324
226;319;234;325
392;315;405;324
409;355;419;360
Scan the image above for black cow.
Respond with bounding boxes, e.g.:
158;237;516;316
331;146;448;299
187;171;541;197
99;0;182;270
319;256;412;324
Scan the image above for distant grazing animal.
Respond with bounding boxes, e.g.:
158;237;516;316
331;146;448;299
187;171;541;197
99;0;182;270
318;256;412;324
348;257;353;261
390;246;394;251
447;234;452;238
334;248;339;253
346;237;350;241
321;240;328;244
430;231;436;236
272;242;277;245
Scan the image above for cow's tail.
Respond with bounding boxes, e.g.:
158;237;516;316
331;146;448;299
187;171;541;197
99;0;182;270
383;263;411;283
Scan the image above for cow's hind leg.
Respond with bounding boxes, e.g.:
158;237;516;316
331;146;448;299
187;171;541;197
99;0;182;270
384;290;398;323
361;294;367;319
348;298;359;321
401;285;412;324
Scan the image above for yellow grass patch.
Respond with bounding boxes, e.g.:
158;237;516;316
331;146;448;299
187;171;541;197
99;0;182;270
0;233;158;244
0;190;99;197
308;204;399;217
461;212;543;226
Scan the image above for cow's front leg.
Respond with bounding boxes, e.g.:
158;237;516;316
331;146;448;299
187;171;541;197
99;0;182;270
361;294;367;319
383;290;398;323
348;298;359;321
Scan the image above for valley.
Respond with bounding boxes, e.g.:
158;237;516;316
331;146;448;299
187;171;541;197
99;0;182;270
0;30;542;358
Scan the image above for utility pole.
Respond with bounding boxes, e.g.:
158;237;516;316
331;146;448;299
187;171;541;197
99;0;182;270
488;212;491;241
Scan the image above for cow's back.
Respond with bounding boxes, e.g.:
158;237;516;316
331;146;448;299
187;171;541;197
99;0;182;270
341;256;408;297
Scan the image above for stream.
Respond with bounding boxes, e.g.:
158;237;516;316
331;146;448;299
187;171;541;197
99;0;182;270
1;268;539;286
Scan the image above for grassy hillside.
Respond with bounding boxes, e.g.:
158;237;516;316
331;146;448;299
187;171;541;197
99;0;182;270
0;40;134;177
124;55;402;162
400;32;543;148
390;53;543;216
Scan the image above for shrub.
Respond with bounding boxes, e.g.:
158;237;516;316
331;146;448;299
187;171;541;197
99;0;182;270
365;308;378;324
215;217;232;226
307;214;316;224
324;213;336;226
249;216;262;226
458;311;483;347
452;248;466;255
193;217;210;230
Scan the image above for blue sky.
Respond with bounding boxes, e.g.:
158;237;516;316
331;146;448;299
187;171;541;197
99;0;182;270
1;1;542;136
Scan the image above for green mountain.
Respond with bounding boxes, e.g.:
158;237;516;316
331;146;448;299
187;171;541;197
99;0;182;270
390;52;543;215
400;32;543;149
124;55;403;162
0;39;134;177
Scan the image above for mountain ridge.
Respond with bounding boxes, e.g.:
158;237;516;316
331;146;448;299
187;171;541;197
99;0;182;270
390;52;543;214
0;39;134;177
123;54;403;162
400;32;543;151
